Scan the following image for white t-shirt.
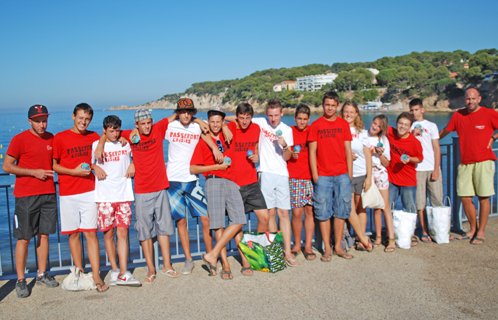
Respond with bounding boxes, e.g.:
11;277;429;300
367;132;391;169
410;119;439;171
91;140;134;202
351;128;370;177
165;120;201;182
252;117;293;177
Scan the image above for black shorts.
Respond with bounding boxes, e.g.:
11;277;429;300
239;182;267;213
14;194;57;239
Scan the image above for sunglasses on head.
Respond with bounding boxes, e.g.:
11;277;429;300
216;139;224;153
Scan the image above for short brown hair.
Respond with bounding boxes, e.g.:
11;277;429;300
266;98;282;111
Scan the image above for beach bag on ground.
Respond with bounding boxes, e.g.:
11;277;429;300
239;231;286;273
331;229;355;252
427;197;452;244
361;176;385;209
62;266;97;291
392;204;417;249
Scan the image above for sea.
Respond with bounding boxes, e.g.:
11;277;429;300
0;109;458;274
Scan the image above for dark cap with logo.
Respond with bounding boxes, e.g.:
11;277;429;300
176;98;196;111
28;105;50;119
208;106;226;118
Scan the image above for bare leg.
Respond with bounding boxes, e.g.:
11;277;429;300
277;208;297;265
68;232;83;270
202;224;244;276
461;196;478;238
235;230;252;275
158;235;178;276
216;229;232;279
303;205;315;254
319;219;331;260
380;189;395;251
333;218;350;257
141;239;155;283
200;216;213;253
268;208;278;232
417;209;430;237
36;234;49;274
177;218;192;260
348;193;371;249
103;228;118;270
474;196;490;243
291;207;304;253
84;232;107;291
253;209;269;232
116;227;128;274
373;209;383;239
15;239;30;279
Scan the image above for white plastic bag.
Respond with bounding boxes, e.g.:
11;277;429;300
62;266;96;291
361;176;385;209
393;208;417;249
427;197;452;244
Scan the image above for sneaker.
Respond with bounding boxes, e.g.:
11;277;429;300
116;271;142;287
36;272;59;288
108;269;120;286
16;279;30;298
181;259;195;275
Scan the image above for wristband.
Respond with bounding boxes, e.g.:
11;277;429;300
493;136;497;142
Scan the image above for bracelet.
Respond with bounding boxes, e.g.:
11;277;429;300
283;145;288;150
493;136;497;142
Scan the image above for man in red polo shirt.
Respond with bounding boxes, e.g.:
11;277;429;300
440;88;498;244
3;105;59;298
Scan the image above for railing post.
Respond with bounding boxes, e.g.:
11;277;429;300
451;137;463;232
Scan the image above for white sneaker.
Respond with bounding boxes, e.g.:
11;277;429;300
108;269;120;286
116;271;142;287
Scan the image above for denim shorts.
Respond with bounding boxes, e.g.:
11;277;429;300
313;173;352;221
388;182;417;213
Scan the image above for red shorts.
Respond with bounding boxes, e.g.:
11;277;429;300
97;202;132;232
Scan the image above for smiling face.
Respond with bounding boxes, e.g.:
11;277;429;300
71;110;92;133
295;113;310;131
135;118;152;135
266;107;283;127
396;117;412;138
465;88;481;112
322;98;338;119
208;114;224;135
28;115;48;137
236;113;253;130
369;118;382;136
342;104;357;126
177;110;194;126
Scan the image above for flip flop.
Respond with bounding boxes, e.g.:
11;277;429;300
470;237;485;245
291;251;299;257
161;269;180;278
240;267;253;276
355;243;367;251
144;274;156;285
220;270;233;280
285;258;299;267
96;282;109;293
320;254;332;262
201;254;217;276
456;234;470;240
449;234;457;241
384;239;396;253
421;235;432;243
304;252;316;261
411;236;419;246
334;252;354;260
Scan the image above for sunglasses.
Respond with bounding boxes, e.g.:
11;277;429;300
216;139;224;153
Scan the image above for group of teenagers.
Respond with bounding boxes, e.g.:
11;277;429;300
5;88;497;298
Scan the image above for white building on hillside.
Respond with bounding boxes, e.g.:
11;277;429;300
273;83;282;92
295;73;338;92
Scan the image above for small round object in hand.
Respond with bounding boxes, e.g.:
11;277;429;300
247;150;254;157
81;163;90;171
401;154;409;161
276;130;282;137
377;142;383;148
224;157;232;165
294;145;301;152
131;135;140;144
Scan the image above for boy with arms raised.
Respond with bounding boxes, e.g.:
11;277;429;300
308;92;355;261
3;105;59;298
190;106;247;280
225;102;269;276
53;103;108;292
91;115;140;286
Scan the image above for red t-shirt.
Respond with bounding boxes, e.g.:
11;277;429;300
446;107;498;164
387;127;424;187
6;130;56;197
307;116;352;176
288;126;311;180
190;134;236;182
53;129;100;196
122;118;170;194
228;122;260;187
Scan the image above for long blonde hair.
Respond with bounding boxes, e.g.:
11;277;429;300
340;101;364;133
371;114;389;142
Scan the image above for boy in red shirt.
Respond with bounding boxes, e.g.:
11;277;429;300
3;105;59;298
387;112;423;246
308;92;358;261
190;106;247;280
53;103;108;292
288;104;315;260
440;88;498;244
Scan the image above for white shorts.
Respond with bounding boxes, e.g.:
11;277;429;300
60;191;98;235
259;172;291;210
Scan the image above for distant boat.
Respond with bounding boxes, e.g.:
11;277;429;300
149;109;153;112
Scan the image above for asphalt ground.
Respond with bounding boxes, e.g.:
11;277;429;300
1;218;498;320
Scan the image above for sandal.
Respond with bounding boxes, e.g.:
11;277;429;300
304;252;316;261
220;270;233;280
411;236;419;247
320;254;332;262
333;251;354;259
96;282;109;292
285;258;299;267
240;267;253;276
201;254;217;276
421;235;432;243
161;269;180;278
144;274;156;284
384;239;396;253
373;237;382;248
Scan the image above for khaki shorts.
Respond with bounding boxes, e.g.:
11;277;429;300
416;170;444;210
457;160;495;197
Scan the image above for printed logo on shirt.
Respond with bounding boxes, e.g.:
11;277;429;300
261;128;278;142
318;128;343;139
66;145;92;158
103;150;129;162
476;125;485;130
168;131;199;144
391;144;410;157
235;141;257;152
131;138;156;152
47;145;52;150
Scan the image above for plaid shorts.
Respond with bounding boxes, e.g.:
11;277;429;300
289;178;313;209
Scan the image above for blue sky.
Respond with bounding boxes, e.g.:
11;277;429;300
1;0;497;112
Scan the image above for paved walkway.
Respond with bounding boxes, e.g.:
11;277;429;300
1;218;498;319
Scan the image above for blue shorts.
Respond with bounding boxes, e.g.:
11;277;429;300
167;180;208;220
388;182;417;213
313;174;352;221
